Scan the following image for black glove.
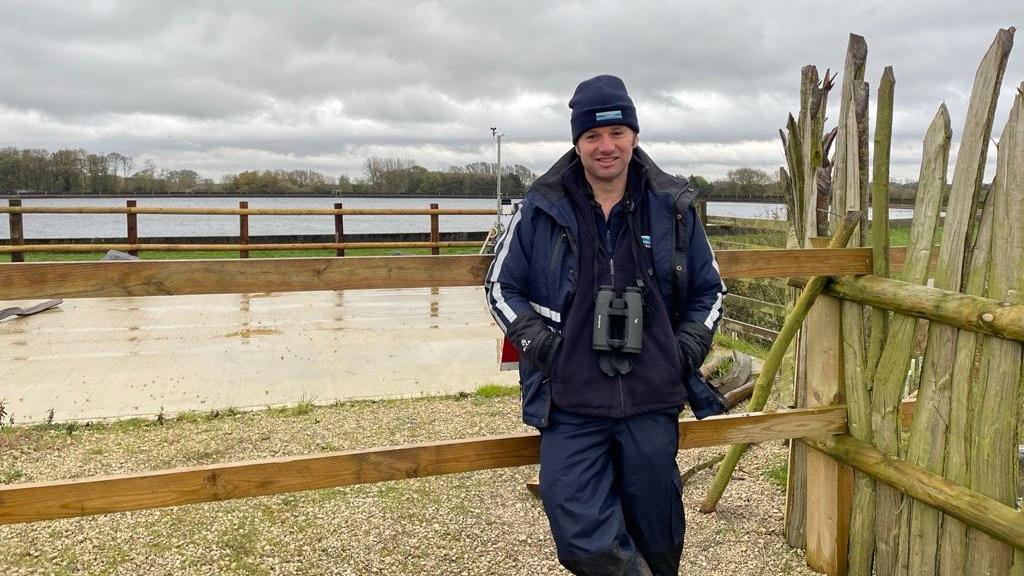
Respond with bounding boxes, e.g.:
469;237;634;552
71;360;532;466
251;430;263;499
522;328;562;374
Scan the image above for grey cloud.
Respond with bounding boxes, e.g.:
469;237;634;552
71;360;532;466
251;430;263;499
0;0;1021;181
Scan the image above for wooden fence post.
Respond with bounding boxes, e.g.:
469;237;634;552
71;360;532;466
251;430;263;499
126;200;138;257
430;203;440;256
694;199;708;226
8;198;24;263
803;287;853;576
334;202;344;257
239;201;249;259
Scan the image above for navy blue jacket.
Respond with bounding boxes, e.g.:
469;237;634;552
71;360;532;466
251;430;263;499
485;147;725;428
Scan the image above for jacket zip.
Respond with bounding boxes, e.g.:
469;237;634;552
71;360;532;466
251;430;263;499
617;374;625;416
563;227;579;315
548;231;566;277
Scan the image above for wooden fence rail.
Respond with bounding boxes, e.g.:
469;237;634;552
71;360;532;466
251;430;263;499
0;241;481;254
0;249;874;300
804;434;1024;551
0;205;496;216
0;406;846;526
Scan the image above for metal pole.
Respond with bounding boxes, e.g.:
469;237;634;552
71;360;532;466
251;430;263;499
481;128;506;255
491;128;503;221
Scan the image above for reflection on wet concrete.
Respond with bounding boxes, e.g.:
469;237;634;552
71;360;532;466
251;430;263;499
0;287;515;423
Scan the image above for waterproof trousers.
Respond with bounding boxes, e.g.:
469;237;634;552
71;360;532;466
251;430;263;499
539;406;685;576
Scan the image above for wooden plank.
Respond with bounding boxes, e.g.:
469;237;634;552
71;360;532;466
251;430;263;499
900;398;916;429
717;248;871;278
804;293;853;576
0;406;847;526
804;434;1024;553
680;406;846;449
2;243;877;280
0;255;494;300
1;247;878;300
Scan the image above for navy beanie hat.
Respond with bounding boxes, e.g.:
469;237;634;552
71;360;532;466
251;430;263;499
568;75;639;143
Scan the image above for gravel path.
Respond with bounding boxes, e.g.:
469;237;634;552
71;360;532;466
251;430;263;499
0;394;817;575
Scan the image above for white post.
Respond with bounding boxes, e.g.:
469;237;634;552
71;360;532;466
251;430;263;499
492;128;503;219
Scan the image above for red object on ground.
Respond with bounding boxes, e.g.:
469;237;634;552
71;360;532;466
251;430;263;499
499;336;520;371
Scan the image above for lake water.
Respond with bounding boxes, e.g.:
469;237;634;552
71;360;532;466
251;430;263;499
0;197;913;239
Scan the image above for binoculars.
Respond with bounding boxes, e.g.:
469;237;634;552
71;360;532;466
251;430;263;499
592;285;644;355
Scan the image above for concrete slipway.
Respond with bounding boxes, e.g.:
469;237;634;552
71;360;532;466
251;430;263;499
0;287;518;424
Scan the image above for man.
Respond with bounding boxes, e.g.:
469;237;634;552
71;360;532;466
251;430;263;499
485;75;725;575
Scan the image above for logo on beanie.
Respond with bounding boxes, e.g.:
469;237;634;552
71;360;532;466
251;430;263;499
595;110;623;121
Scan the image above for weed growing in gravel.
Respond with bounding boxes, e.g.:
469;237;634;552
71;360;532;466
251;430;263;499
474;384;519;398
209;407;240;419
0;399;8;428
177;410;202;423
276;396;316;417
0;467;25;484
707;357;736;381
110;418;150;431
764;459;788;490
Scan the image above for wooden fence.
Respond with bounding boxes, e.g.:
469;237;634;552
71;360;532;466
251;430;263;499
0;200;801;261
0;201;497;260
2;244;1024;575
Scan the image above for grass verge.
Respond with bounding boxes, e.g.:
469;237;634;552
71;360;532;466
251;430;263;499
714;332;769;359
474;384;519;399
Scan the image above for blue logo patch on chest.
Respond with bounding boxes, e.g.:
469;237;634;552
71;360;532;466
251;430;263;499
595;110;623;121
640;235;651;249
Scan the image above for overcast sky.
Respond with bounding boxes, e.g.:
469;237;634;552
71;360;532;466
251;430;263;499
1;1;1021;183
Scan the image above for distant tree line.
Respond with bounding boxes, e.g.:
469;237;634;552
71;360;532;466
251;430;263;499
0;147;537;198
687;167;920;206
2;147;927;203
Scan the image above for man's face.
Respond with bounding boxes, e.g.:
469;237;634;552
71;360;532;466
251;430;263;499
575;125;638;185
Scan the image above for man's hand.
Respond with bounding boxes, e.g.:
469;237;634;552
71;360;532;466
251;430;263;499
520;327;563;374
